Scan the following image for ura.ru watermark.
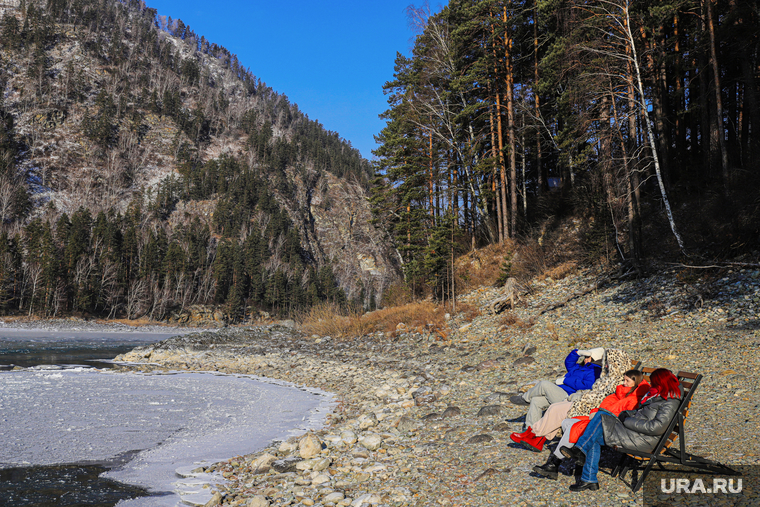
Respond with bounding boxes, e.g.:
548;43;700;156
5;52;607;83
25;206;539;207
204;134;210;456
660;478;742;494
644;466;753;506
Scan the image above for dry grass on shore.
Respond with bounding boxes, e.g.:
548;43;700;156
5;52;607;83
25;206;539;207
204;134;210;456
297;236;578;341
94;317;174;327
455;241;516;291
453;239;559;288
298;300;480;340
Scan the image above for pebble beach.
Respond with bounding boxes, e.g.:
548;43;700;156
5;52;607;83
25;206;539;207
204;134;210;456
115;264;760;507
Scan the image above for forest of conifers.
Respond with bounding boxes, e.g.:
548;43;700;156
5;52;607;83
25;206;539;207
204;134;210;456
0;0;372;320
0;0;757;321
371;0;760;299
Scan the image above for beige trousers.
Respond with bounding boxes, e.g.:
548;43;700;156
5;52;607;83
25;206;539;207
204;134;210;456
530;399;574;440
523;381;570;428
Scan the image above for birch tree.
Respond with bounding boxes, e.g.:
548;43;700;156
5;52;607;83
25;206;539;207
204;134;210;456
406;6;494;240
571;0;685;252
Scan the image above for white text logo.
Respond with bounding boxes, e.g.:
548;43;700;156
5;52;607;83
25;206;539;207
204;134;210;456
661;478;742;494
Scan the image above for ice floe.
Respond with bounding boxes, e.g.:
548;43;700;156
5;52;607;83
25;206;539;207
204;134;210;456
0;368;333;506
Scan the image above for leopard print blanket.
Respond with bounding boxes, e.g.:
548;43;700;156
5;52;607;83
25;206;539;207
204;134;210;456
566;348;632;418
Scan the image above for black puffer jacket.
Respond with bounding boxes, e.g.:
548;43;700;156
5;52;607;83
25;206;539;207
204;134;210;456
600;389;682;453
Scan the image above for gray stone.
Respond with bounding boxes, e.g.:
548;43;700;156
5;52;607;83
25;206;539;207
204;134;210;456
421;412;441;421
340;430;357;445
272;456;303;473
433;384;452;397
311;473;331;485
323;492;345;503
358;413;378;430
512;356;535;367
396;415;419;432
412;385;433;398
312;457;331;471
476;405;502;417
414;392;437;405
351;493;382;506
465;434;494;444
247;495;270;507
440;406;461;418
249;452;277;474
278;440;298;454
296;459;314;471
360;433;383;451
351;446;370;458
483;392;511;404
477;359;499;370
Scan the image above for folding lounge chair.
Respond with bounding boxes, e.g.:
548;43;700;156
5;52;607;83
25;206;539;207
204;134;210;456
609;370;740;492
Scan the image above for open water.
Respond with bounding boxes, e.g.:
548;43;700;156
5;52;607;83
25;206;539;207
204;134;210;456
0;328;179;369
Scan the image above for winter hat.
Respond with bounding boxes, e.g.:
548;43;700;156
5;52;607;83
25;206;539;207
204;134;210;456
577;347;605;363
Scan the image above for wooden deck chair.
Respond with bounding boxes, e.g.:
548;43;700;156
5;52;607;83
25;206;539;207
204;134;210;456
609;370;740;492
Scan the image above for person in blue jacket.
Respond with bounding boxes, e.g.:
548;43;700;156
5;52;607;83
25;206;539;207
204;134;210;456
510;348;604;432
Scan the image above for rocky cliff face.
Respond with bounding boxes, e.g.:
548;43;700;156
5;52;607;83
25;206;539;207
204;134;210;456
279;168;401;307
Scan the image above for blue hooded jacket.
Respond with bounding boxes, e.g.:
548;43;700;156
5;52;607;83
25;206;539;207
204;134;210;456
559;349;602;394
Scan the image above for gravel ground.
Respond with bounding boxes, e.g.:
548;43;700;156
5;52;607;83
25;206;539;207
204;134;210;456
116;264;760;507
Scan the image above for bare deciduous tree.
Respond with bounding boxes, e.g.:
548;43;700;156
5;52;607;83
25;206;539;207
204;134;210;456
570;0;685;253
405;5;493;240
127;278;148;319
25;262;43;317
0;175;17;224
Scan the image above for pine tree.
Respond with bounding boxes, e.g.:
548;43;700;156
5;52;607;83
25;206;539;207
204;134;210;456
227;243;248;321
212;240;235;305
0;232;21;311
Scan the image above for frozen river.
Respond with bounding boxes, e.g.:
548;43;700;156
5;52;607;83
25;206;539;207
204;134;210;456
0;326;192;368
0;328;333;506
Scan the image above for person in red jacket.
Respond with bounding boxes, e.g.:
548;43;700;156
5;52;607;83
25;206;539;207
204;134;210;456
511;348;631;452
562;368;681;491
532;369;648;480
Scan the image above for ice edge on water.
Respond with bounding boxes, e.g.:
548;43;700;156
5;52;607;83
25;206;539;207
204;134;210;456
0;367;335;507
111;369;336;507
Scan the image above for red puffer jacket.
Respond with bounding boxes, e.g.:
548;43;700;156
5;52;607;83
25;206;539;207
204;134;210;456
568;382;650;443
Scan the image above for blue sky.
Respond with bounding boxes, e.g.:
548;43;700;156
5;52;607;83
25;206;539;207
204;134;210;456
144;1;434;160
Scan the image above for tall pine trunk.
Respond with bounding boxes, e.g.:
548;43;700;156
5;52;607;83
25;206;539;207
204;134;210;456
697;13;712;181
504;6;517;239
428;124;435;220
488;86;504;244
491;11;509;242
706;0;730;194
534;1;546;194
627;53;642;259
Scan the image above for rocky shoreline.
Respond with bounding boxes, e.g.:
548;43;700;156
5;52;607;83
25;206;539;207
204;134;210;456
0;316;194;335
115;265;760;506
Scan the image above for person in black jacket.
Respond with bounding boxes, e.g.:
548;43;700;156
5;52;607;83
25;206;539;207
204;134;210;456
559;368;682;492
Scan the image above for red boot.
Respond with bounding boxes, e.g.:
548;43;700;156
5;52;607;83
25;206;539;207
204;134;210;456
521;432;547;452
510;427;535;445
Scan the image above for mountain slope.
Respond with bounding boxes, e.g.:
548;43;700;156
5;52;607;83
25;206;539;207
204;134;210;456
0;0;399;320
